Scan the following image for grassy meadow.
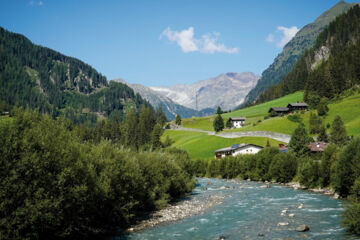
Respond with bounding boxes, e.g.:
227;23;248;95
162;130;284;160
180;91;360;137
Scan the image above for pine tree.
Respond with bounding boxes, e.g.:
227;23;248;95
330;115;347;145
151;123;162;150
317;124;328;142
213;114;224;132
216;106;223;115
225;118;232;128
175;114;181;125
289;123;310;156
156;106;167;127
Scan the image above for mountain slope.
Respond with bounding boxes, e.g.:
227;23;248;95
257;5;360;105
0;26;149;123
151;72;259;111
114;79;215;120
243;1;355;106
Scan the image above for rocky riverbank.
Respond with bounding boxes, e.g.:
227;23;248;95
128;194;224;232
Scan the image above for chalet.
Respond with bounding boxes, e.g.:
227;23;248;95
214;143;263;159
268;107;290;116
278;143;289;153
1;112;9;116
229;117;246;128
287;103;308;111
308;142;329;153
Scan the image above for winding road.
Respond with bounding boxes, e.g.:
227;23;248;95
170;126;291;143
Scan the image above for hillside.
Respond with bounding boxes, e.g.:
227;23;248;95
0;26;149;123
115;79;215;120
243;1;355;105
179;89;360;136
162;130;283;160
257;4;360;105
151;72;259;111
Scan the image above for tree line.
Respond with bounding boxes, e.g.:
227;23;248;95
0;108;194;239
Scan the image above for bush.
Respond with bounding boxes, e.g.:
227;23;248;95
287;114;302;123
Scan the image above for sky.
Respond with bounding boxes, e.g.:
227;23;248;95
0;0;358;86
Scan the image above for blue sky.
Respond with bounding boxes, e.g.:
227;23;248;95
0;0;358;86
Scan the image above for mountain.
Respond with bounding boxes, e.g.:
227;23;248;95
257;4;360;106
243;1;355;106
0;26;149;124
113;79;215;120
150;72;259;111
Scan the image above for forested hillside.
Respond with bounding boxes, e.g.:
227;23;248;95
0;26;149;123
243;1;355;106
256;5;360;106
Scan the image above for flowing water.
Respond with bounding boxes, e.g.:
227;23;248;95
115;178;359;240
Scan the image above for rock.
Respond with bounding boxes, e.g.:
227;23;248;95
281;209;288;214
219;236;226;240
247;178;251;182
333;193;340;199
289;213;295;217
258;233;264;237
202;187;207;191
207;182;212;185
298;203;304;209
295;224;310;232
278;222;289;226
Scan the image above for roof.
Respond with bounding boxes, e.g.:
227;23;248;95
268;107;290;113
229;117;246;121
215;143;263;153
288;102;308;107
308;142;329;152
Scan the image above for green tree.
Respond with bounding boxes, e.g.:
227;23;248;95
216;106;223;114
225;118;232;128
266;138;271;147
156;106;167;127
151;123;163;150
175;114;181;125
289;123;310;156
330;115;347;145
213;114;224;132
317;124;329;142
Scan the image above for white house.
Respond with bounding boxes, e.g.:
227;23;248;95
229;117;246;128
214;143;263;159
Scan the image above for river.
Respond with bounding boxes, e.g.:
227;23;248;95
114;178;358;240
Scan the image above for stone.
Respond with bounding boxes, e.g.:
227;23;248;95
278;222;289;226
289;213;295;217
219;236;226;240
298;203;304;209
258;233;265;237
295;224;310;232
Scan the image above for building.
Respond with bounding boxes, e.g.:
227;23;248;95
308;142;329;153
268;107;290;116
214;143;263;159
229;117;246;128
287;103;308;111
278;143;289;153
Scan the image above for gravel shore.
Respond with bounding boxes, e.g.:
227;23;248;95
128;194;224;232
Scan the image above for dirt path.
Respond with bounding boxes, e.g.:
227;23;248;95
170;126;291;143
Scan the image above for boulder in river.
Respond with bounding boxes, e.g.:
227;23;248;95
219;236;226;240
278;222;289;226
295;224;310;232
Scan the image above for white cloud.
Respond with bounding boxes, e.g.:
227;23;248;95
266;33;274;43
38;1;43;6
160;27;238;54
277;26;299;48
29;1;44;6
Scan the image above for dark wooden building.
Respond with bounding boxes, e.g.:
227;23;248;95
268;107;290;116
287;103;308;111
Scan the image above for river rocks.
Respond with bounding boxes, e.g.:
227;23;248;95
278;222;289;226
128;194;224;232
333;193;340;199
202;187;208;191
298;203;304;209
295;224;310;232
288;213;295;217
219;236;226;240
258;233;264;237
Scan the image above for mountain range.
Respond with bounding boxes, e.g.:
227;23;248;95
114;79;215;120
243;1;356;106
150;72;259;111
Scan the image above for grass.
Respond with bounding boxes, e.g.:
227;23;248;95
180;90;360;137
162;130;284;160
181;91;304;131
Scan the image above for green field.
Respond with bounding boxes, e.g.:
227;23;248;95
181;91;360;137
162;130;284;160
181;92;304;131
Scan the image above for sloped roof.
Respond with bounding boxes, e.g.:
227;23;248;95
308;142;329;152
288;102;308;107
268;107;289;113
215;143;263;153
